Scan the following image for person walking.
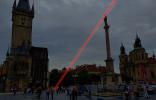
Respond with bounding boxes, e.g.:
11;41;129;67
24;88;27;96
124;84;130;100
144;84;150;99
67;88;70;97
46;88;50;100
13;87;17;96
71;89;75;100
134;84;140;99
74;88;78;100
89;90;92;100
69;88;72;100
37;87;42;99
50;87;54;100
71;86;78;100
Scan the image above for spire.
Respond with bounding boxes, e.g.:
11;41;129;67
120;43;126;54
134;34;142;49
153;53;155;59
31;2;34;16
13;0;16;9
17;0;30;12
6;48;10;57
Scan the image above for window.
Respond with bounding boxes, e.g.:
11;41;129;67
142;54;144;60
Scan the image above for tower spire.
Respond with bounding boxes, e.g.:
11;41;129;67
11;0;34;49
120;43;126;54
134;34;142;49
153;53;155;59
6;47;10;57
31;2;34;16
13;0;16;9
17;0;30;12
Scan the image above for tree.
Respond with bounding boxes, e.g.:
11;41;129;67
49;69;59;86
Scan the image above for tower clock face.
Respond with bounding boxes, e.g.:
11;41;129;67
14;15;32;27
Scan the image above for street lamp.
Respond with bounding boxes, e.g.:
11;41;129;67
72;73;78;85
2;76;6;92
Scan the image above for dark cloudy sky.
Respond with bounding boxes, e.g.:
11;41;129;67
0;0;156;73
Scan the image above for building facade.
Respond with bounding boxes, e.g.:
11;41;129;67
30;47;48;88
75;64;107;74
119;35;156;83
0;0;48;92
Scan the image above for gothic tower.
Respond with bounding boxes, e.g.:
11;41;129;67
0;0;48;92
4;0;34;91
129;35;148;64
104;16;114;72
119;43;128;82
11;0;34;49
134;35;142;49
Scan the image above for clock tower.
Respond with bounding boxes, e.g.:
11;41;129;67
11;0;34;49
0;0;48;92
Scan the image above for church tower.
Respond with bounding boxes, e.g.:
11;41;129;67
0;0;48;92
11;0;34;49
119;43;128;82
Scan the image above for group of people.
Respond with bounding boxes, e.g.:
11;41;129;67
10;83;153;100
12;85;79;100
45;86;79;100
46;87;54;100
124;83;150;100
23;86;43;99
11;87;17;96
56;87;66;94
67;86;78;100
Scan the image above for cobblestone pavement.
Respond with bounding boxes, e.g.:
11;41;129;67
0;92;156;100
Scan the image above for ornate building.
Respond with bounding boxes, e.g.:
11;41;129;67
75;64;107;74
119;35;156;83
0;0;48;92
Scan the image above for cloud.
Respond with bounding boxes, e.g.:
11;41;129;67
0;0;156;73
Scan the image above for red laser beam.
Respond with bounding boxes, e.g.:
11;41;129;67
54;0;117;91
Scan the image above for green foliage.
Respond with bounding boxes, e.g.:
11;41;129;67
49;69;59;86
49;69;101;86
61;71;74;86
77;71;101;85
49;69;74;87
77;71;89;85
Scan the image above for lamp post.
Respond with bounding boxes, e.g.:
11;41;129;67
2;76;6;92
72;73;78;85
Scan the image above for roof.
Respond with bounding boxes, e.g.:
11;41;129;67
147;57;156;64
17;0;30;12
30;46;48;60
75;64;107;73
31;46;48;51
